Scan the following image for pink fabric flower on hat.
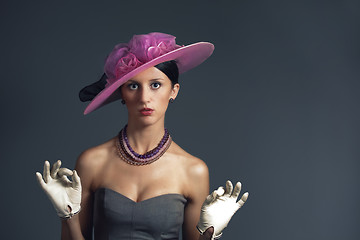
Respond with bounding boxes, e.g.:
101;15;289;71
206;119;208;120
104;32;181;86
129;32;180;62
115;53;142;80
104;43;130;82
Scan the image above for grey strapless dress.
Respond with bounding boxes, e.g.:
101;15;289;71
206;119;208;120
93;188;187;240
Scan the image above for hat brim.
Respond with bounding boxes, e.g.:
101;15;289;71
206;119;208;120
84;42;214;115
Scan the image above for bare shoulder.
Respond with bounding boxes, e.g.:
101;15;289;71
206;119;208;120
75;137;115;188
170;141;209;178
170;142;209;198
185;154;209;182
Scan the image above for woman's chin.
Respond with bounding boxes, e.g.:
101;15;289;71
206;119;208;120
130;116;157;127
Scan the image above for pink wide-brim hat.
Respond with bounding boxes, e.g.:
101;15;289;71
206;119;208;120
83;32;214;115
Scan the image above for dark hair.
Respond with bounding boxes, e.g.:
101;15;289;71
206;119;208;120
154;60;179;86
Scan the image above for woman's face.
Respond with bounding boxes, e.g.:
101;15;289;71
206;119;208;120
120;66;180;126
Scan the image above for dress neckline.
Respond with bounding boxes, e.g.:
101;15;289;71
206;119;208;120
95;187;186;204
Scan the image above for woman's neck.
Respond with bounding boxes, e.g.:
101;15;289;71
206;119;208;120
125;122;166;154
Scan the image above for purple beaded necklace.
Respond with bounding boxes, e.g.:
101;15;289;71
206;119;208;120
115;125;172;166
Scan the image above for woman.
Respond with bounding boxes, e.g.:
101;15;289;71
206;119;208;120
36;32;248;240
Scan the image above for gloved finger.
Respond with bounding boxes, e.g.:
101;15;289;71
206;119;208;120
72;170;81;189
35;172;47;190
215;186;225;197
205;187;221;204
43;161;51;183
205;186;225;205
50;160;61;179
237;192;249;208
224;180;233;197
204;192;216;205
58;167;73;178
60;174;72;186
231;181;242;199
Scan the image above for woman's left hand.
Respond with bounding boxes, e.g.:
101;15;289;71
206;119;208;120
197;180;249;239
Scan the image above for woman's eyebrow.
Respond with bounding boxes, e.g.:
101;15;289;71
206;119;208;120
127;78;164;83
130;78;164;82
149;78;164;82
126;80;139;84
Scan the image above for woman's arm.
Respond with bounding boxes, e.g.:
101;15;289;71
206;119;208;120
182;159;210;240
61;149;99;240
61;214;85;240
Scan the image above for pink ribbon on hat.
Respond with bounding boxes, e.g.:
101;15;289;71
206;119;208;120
104;33;181;86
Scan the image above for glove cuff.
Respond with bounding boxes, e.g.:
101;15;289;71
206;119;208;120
58;206;81;220
196;225;223;239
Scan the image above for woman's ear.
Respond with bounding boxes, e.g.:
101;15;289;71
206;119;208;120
170;83;180;100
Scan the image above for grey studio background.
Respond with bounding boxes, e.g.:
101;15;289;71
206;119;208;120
1;0;359;239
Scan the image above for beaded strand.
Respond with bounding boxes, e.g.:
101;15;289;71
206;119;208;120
115;125;172;166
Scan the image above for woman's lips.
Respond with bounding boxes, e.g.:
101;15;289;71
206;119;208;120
140;108;154;116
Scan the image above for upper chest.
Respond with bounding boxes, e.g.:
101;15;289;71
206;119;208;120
94;151;189;202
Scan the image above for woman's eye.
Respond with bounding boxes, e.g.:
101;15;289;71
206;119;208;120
151;82;161;89
128;84;138;90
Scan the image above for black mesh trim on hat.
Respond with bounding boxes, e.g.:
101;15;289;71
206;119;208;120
79;73;108;102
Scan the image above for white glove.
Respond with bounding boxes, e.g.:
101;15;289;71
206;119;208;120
197;180;249;239
35;160;82;219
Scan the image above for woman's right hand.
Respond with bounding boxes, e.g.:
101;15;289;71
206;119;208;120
36;160;82;219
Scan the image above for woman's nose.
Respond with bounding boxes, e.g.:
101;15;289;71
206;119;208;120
139;87;151;103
